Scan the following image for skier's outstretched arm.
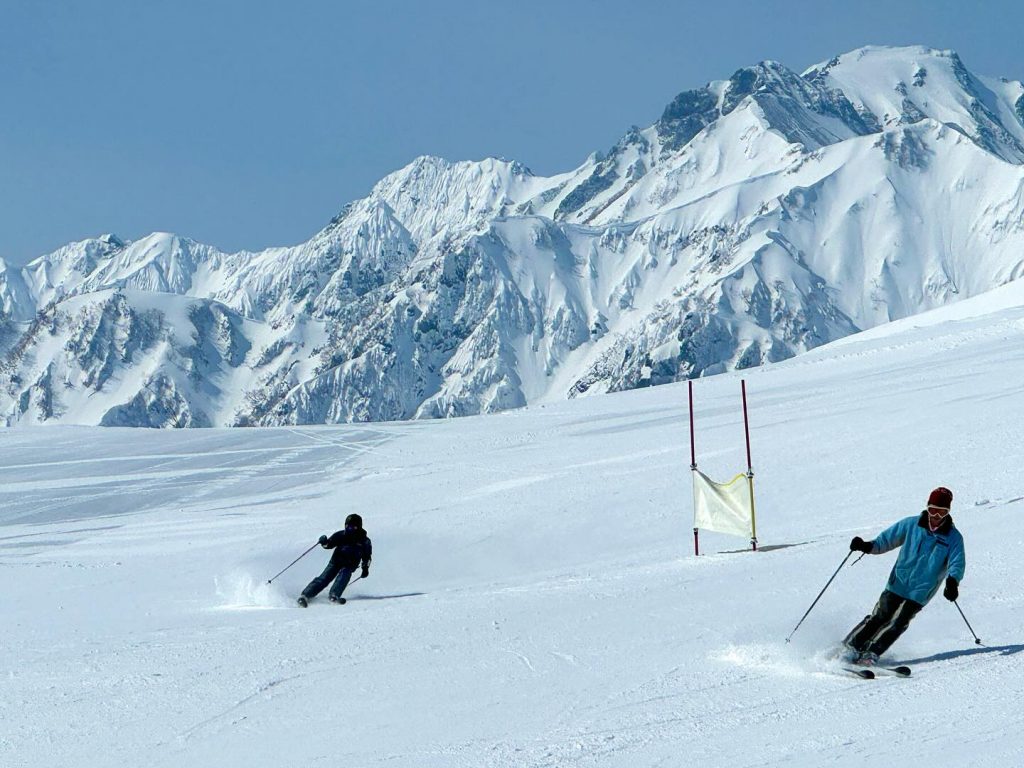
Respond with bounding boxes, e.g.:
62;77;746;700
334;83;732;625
869;517;911;554
319;532;343;549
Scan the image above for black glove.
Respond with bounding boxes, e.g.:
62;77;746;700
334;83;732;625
850;536;873;554
944;577;959;602
318;534;328;546
361;565;370;579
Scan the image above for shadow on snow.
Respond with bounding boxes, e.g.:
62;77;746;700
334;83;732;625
899;643;1024;666
718;541;811;554
349;592;426;601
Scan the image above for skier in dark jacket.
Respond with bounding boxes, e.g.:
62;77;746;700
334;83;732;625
297;513;372;607
843;486;965;665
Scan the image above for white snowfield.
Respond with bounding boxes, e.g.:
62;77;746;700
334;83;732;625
3;286;1024;767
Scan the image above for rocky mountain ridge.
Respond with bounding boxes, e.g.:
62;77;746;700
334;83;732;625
4;45;1024;426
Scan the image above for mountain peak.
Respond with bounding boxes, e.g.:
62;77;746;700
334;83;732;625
807;45;1024;162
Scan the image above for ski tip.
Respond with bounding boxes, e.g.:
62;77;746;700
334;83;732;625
890;665;911;677
842;666;875;679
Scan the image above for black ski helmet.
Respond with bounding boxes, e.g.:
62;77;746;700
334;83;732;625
345;513;363;529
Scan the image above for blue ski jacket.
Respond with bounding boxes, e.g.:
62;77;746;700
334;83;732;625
871;512;965;606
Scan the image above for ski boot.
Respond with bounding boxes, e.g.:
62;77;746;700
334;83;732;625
853;651;879;667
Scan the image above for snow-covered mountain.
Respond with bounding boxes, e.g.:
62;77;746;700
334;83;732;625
4;44;1024;427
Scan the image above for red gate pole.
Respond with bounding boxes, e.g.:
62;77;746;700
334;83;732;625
741;380;758;552
689;380;699;556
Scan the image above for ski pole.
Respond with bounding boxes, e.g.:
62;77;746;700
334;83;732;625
786;551;853;643
267;541;320;584
953;600;984;646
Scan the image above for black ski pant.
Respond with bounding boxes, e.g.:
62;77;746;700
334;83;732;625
301;561;355;601
844;589;923;656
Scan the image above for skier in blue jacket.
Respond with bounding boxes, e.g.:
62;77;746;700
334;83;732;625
843;486;965;665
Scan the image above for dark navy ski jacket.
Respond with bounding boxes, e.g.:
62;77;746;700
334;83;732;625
871;512;965;606
323;528;373;570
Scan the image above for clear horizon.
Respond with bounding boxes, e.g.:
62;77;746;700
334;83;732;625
3;0;1023;264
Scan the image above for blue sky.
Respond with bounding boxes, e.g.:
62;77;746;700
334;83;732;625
2;0;1023;263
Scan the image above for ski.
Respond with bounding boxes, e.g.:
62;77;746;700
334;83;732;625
837;664;911;679
874;665;911;677
830;647;910;678
840;666;875;679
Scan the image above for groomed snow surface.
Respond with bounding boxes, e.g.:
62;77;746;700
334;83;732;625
3;289;1024;767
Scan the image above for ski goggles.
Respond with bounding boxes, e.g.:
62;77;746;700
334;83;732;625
927;507;949;530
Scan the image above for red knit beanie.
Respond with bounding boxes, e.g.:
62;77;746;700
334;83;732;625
927;486;953;510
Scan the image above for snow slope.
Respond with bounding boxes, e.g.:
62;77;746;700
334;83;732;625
3;285;1024;766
